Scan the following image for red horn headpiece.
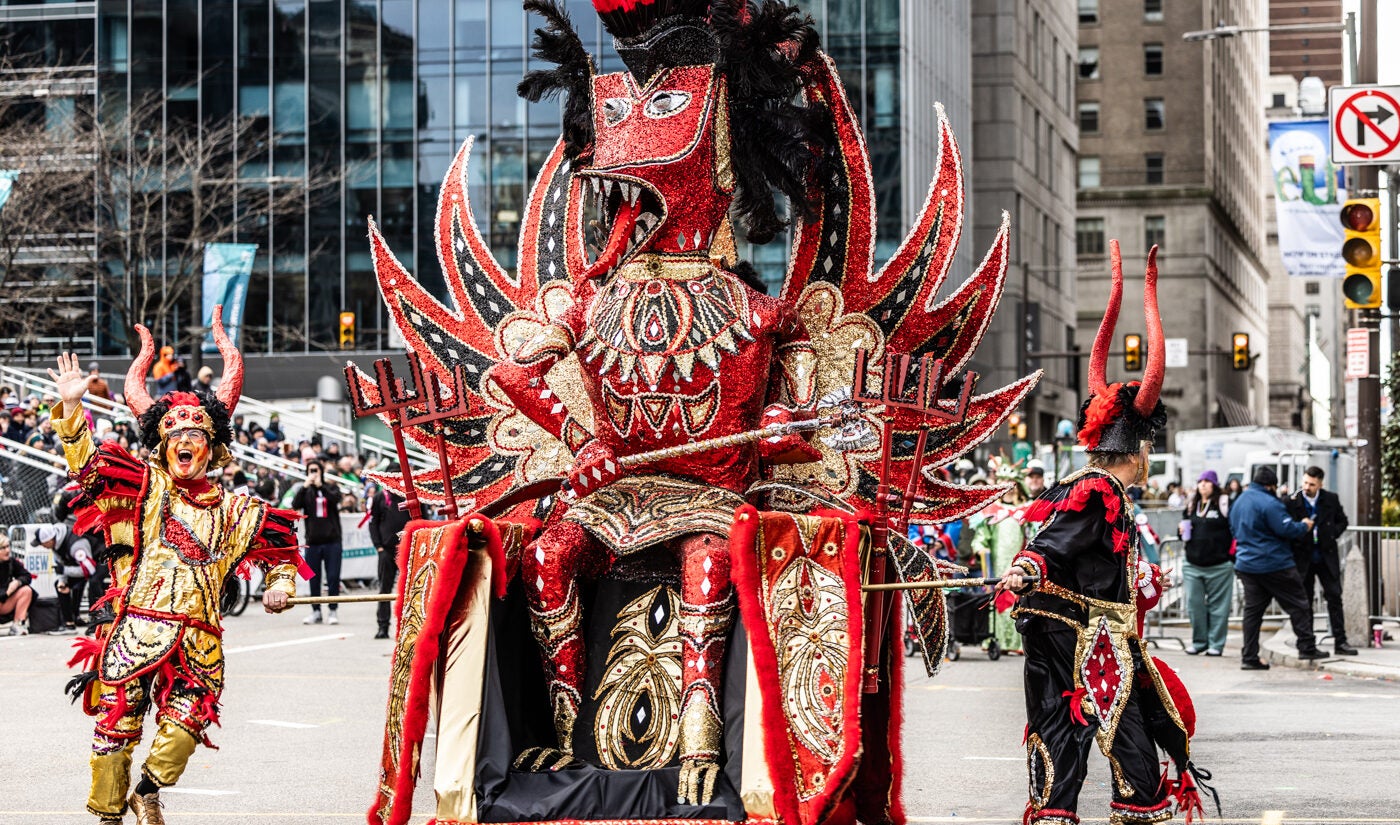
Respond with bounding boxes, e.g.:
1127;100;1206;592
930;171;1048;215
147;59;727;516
1087;239;1123;397
123;325;157;418
210;304;244;413
1135;245;1163;417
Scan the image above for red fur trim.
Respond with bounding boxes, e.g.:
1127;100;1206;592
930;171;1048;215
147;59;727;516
730;506;869;825
1061;687;1090;726
368;517;500;825
1110;798;1172;814
727;505;802;825
886;594;907;825
1076;383;1125;449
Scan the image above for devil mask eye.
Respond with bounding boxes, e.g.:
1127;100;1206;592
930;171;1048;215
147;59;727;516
603;98;632;126
644;90;691;119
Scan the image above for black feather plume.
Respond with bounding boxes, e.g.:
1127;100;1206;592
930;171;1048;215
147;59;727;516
519;0;595;158
710;1;830;243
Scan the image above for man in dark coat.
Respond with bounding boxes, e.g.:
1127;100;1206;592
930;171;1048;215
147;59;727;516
291;462;344;625
1284;466;1353;655
367;486;412;639
1229;466;1325;669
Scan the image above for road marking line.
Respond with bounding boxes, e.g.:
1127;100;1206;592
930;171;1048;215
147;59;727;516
248;719;318;729
960;756;1020;761
224;633;352;654
161;788;239;796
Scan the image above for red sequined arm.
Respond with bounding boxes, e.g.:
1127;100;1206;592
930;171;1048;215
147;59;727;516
758;305;821;463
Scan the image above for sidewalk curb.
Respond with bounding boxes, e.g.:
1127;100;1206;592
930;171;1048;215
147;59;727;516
1264;625;1400;681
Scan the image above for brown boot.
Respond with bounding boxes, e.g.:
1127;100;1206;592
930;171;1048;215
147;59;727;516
127;791;165;825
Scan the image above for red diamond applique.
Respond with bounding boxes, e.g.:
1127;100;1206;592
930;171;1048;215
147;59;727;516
1081;616;1126;730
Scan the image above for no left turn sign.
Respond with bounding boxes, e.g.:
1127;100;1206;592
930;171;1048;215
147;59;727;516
1329;85;1400;164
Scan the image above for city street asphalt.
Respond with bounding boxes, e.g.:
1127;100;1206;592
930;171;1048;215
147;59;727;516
3;598;1398;825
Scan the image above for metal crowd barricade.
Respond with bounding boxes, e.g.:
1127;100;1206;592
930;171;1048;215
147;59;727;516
1345;526;1400;632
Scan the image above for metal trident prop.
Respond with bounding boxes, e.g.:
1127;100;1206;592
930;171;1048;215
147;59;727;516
344;353;429;520
402;359;473;520
850;349;976;693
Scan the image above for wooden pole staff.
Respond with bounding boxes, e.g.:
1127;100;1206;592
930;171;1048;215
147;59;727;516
861;575;1039;592
287;594;397;605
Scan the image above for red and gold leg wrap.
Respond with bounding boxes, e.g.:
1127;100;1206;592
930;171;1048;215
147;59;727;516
676;533;733;764
523;520;606;753
89;680;148;818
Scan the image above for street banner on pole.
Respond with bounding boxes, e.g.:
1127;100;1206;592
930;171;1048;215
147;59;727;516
0;170;19;212
1269;120;1346;277
202;242;259;352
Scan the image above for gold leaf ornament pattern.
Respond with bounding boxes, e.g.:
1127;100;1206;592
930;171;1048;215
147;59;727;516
772;556;850;787
591;585;685;770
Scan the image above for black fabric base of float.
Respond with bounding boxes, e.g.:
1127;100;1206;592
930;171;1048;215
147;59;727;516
474;571;749;822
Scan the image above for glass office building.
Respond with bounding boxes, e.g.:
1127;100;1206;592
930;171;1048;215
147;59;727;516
0;0;956;355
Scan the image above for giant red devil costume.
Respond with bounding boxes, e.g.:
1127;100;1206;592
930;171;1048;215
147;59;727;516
58;309;307;824
1006;243;1217;825
353;1;1040;823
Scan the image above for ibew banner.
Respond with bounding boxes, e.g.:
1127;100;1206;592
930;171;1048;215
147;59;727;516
1269;120;1347;277
202;243;258;352
0;170;19;211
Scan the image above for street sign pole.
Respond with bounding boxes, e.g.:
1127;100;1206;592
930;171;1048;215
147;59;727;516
1354;0;1382;622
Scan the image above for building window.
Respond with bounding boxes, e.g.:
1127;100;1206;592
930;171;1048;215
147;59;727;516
1079;156;1101;188
1145;98;1165;130
1305;281;1321;295
1144;215;1166;249
1078;101;1100;132
1078;0;1098;24
1078;47;1100;80
1144;0;1163;22
1272;93;1287;108
1144;43;1163;75
1076;217;1106;255
1145;153;1164;184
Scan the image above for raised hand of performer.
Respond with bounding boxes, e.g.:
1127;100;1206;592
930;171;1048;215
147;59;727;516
47;352;101;417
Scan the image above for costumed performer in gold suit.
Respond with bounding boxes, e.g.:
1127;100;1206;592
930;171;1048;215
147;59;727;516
52;309;308;825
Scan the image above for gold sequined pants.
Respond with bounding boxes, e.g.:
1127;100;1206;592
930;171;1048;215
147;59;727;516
86;678;212;818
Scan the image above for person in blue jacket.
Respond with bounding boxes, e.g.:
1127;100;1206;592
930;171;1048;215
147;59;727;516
1228;467;1325;669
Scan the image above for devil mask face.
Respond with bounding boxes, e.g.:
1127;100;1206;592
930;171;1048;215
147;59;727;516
164;427;212;481
580;64;734;277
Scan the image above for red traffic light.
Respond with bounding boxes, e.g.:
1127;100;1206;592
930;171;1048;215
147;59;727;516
1341;201;1377;231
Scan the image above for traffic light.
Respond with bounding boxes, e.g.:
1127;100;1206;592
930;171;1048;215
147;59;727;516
1340;198;1382;309
1123;334;1142;371
339;311;355;350
1007;412;1023;439
1231;332;1250;370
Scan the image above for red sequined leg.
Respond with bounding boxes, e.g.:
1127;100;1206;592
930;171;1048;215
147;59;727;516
675;532;733;805
521;520;603;761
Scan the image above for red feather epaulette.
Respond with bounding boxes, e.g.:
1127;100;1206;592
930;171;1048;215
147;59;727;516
238;507;311;580
1022;473;1130;554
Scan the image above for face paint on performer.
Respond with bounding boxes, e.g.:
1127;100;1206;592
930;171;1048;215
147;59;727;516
165;428;212;480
